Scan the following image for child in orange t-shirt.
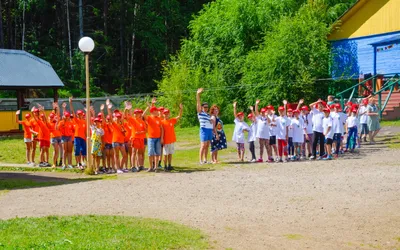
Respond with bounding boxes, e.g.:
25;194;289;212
129;108;147;172
161;104;183;171
30;107;40;165
15;110;33;165
59;102;75;169
145;105;164;172
36;108;51;167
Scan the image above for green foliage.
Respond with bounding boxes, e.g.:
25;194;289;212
158;0;357;126
0;215;209;249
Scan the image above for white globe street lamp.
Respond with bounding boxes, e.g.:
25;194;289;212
78;37;95;174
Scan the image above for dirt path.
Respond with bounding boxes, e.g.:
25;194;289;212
1;128;400;249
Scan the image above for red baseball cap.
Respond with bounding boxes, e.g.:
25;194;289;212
362;99;369;105
150;106;158;113
97;112;103;117
33;108;39;113
158;106;165;111
346;101;353;107
236;112;244;117
163;109;170;114
323;108;330;113
287;108;293;113
301;106;309;111
94;118;102;123
49;113;55;118
40;113;45;118
329;104;336;110
260;108;267;113
278;106;285;111
335;103;341;109
115;112;122;118
106;115;111;120
267;105;274;110
247;113;254;119
113;109;120;114
352;108;358;113
293;109;300;114
76;110;84;115
25;113;31;119
64;112;71;117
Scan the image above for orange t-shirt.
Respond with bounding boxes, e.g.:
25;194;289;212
58;120;74;137
73;118;86;139
18;120;32;139
30;118;39;136
146;115;161;138
161;118;177;145
123;122;132;143
131;118;146;139
112;122;126;143
37;120;50;141
103;123;114;144
48;121;62;138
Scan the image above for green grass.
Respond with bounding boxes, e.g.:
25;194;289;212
284;234;304;240
0;137;27;164
380;133;400;149
381;120;400;127
0;215;209;249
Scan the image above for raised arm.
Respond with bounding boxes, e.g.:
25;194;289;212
100;104;106;126
69;96;75;116
196;88;203;113
61;102;67;115
249;105;255;117
176;103;183;120
283;100;287;116
296;99;304;111
106;99;111;115
233;101;238;118
254;100;260;117
15;110;21;124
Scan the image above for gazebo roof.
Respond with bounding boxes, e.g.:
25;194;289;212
0;49;64;89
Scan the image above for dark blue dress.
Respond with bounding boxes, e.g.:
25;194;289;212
211;117;227;152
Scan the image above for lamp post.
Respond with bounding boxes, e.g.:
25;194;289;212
78;36;95;173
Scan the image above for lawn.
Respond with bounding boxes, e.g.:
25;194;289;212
0;215;209;249
380;120;400;127
0;124;236;172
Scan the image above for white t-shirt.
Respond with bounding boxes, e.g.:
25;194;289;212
346;116;358;128
268;114;277;137
322;116;334;139
288;117;294;137
311;108;324;133
248;122;257;142
358;106;368;124
276;116;289;140
339;112;348;133
291;118;305;143
232;118;250;143
255;116;269;139
330;112;342;134
301;113;313;134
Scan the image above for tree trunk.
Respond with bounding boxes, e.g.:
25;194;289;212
66;0;73;72
103;0;108;36
0;0;4;48
5;0;12;48
21;0;25;50
119;0;125;91
129;33;135;90
78;0;83;37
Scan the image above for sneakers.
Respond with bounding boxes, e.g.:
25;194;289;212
68;165;73;169
317;156;323;160
61;165;66;170
116;169;124;174
250;159;257;163
323;155;333;160
257;159;263;163
283;158;288;163
122;169;129;173
309;156;316;160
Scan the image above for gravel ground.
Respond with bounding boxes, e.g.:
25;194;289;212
1;128;400;249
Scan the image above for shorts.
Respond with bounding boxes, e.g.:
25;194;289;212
51;137;62;144
74;137;87;156
163;143;175;155
104;143;113;150
325;138;333;146
132;138;145;150
200;127;213;142
236;143;245;151
24;138;32;143
360;123;369;134
148;138;161;156
112;142;124;148
144;138;148;146
125;142;131;152
39;139;50;148
61;136;72;143
269;136;276;145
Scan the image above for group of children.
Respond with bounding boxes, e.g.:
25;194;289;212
16;97;183;174
230;96;379;162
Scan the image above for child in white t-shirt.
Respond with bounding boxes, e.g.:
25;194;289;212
275;101;290;162
233;102;250;162
291;109;307;160
309;100;326;160
267;105;278;162
254;100;272;162
358;99;369;143
247;107;257;162
322;108;333;160
287;109;294;159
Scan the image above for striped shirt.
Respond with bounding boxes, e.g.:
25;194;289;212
198;111;213;129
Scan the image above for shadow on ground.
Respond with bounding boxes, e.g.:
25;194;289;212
0;172;102;191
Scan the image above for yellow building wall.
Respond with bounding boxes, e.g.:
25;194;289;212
329;0;400;40
0;111;53;132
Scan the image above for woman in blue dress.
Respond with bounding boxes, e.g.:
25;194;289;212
210;105;227;163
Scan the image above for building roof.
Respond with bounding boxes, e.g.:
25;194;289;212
328;0;399;41
0;49;64;89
